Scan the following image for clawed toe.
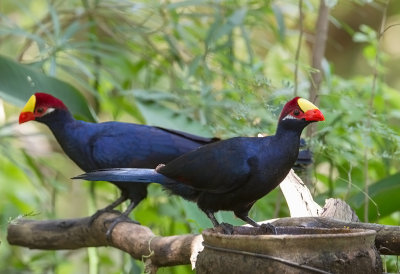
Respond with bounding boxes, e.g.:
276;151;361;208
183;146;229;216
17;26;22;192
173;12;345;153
105;215;141;243
219;222;234;235
260;223;277;235
88;209;122;226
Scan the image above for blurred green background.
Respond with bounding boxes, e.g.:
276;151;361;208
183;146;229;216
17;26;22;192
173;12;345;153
1;0;400;273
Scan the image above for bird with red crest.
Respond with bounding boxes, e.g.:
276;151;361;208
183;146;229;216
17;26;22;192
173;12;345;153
75;97;324;232
19;92;219;238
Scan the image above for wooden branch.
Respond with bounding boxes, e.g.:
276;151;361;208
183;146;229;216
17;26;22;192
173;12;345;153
280;169;323;217
309;0;330;102
278;171;399;255
8;212;400;263
7;170;400;272
280;170;359;222
293;0;304;96
307;0;330;138
321;198;360;222
7;212;203;270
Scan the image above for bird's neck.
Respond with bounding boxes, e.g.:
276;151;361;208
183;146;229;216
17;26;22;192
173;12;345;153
271;121;309;163
39;109;93;170
38;109;83;150
274;121;305;141
40;109;75;132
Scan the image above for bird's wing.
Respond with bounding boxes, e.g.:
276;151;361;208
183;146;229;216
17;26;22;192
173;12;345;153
89;130;145;168
154;126;220;144
157;137;260;194
88;122;205;169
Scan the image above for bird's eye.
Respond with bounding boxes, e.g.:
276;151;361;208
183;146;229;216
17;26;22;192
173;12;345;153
293;109;300;116
37;108;44;114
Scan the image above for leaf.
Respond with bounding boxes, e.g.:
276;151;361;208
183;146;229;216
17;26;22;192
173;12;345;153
271;4;286;42
166;0;206;9
49;5;61;39
349;172;400;222
324;0;338;8
227;8;247;26
206;8;247;48
180;199;211;230
0;27;45;49
135;99;213;137
0;55;96;122
352;32;368;43
60;21;84;44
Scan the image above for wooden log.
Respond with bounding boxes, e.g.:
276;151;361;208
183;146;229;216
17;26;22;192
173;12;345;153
7;169;400;270
279;169;322;217
7;212;203;270
8;214;400;258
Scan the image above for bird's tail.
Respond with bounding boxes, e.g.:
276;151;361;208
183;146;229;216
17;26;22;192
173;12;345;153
73;168;172;185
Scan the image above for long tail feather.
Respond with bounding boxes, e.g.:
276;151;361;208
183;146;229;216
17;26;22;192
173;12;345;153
73;168;170;185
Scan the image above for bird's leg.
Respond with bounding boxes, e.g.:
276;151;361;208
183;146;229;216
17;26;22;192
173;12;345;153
235;211;277;235
204;210;234;235
105;201;140;243
236;214;260;227
235;212;277;235
205;210;220;227
88;192;128;226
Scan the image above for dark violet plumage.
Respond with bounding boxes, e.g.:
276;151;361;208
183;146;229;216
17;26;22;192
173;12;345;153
74;97;324;230
19;93;218;236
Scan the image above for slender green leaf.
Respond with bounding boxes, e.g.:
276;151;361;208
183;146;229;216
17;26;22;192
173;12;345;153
135;100;213;137
49;6;60;39
271;4;285;42
167;0;206;9
208;8;247;45
0;55;96;122
349;172;400;221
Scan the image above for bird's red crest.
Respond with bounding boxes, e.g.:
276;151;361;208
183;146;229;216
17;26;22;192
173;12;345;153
278;97;301;121
34;93;68;110
278;97;324;122
19;92;69;123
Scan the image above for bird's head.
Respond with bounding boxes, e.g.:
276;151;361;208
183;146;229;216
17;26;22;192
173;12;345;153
19;93;68;124
278;97;324;125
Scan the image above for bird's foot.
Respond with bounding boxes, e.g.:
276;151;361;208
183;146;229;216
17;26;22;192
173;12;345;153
104;215;140;243
219;222;234;235
260;223;277;235
88;208;121;227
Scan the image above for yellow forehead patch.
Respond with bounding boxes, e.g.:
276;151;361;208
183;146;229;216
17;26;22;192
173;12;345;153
298;98;319;112
21;94;36;113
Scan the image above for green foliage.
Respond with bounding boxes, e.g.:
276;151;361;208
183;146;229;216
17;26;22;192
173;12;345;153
350;172;400;221
0;55;96;121
0;0;399;273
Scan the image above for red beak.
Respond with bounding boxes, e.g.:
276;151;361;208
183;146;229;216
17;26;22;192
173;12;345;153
19;112;35;124
304;109;324;122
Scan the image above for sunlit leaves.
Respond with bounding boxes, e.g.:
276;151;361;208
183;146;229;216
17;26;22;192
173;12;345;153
0;55;96;121
1;0;400;273
350;172;400;221
353;24;377;43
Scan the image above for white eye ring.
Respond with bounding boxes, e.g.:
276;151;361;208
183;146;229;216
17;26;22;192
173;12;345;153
43;108;55;115
282;114;296;120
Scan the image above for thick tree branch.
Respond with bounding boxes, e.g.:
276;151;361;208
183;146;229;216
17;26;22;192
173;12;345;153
309;0;329;102
7;170;400;270
307;0;330;139
280;169;323;217
7;212;203;269
7;213;400;259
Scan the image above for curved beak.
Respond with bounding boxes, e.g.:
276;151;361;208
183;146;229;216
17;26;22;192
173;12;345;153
19;95;36;124
304;109;325;122
297;98;325;122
